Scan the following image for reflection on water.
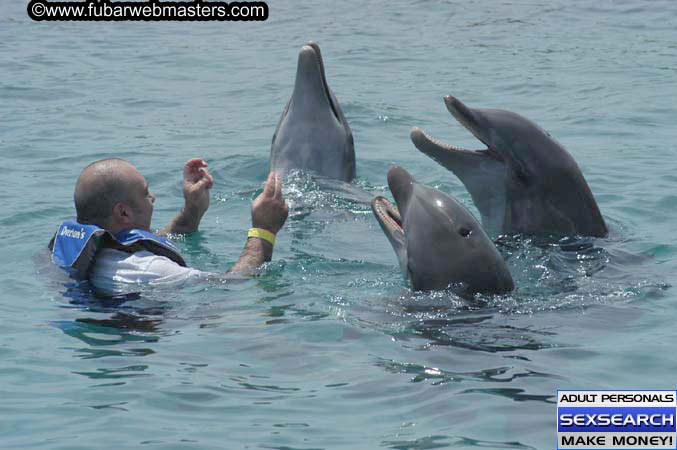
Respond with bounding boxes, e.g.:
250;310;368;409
52;311;161;380
50;277;171;378
382;435;539;450
261;303;329;325
73;346;155;360
376;357;561;387
54;284;168;342
73;365;151;380
401;315;559;353
458;387;556;404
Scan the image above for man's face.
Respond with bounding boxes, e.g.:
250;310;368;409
123;165;155;231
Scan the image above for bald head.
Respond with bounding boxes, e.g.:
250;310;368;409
74;158;146;228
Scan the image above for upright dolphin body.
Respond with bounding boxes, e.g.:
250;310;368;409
371;166;514;295
410;96;608;237
270;42;355;182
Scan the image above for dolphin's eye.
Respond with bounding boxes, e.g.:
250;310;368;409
459;227;472;238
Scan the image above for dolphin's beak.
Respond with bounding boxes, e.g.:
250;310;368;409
443;95;492;149
294;45;325;95
372;165;411;240
410;127;485;162
387;165;415;216
371;194;406;274
371;166;418;275
371;195;403;240
410;96;504;166
291;44;339;120
307;42;330;101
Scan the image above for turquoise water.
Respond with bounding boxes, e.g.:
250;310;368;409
3;0;677;448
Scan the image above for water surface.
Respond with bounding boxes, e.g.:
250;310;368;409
2;1;677;448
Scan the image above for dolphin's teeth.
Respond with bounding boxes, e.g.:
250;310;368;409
419;129;474;153
417;128;502;160
373;198;402;231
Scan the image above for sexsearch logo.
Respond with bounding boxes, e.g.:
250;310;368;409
557;390;677;449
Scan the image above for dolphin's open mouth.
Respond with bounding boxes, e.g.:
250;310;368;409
372;193;409;280
410;95;504;163
371;196;403;236
410;128;503;163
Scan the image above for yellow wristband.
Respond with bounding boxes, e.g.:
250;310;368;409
248;228;276;246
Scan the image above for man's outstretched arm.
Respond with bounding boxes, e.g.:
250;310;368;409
159;158;214;235
228;172;289;275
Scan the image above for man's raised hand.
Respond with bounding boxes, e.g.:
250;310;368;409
183;158;213;218
251;172;288;235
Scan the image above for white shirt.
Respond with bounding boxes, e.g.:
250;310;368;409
90;248;210;295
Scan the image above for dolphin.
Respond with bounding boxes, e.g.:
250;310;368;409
371;166;514;295
410;96;608;237
270;42;355;182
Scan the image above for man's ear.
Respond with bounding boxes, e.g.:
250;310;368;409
111;202;132;227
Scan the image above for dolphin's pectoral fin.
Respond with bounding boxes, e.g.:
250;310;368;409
410;128;508;234
315;176;372;204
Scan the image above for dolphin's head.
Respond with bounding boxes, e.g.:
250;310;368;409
371;166;514;295
270;42;355;182
411;96;607;237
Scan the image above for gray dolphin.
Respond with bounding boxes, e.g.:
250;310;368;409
371;166;514;295
410;96;608;237
270;42;355;182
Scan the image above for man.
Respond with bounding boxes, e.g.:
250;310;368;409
51;157;288;294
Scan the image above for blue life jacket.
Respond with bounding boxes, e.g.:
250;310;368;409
48;220;186;281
